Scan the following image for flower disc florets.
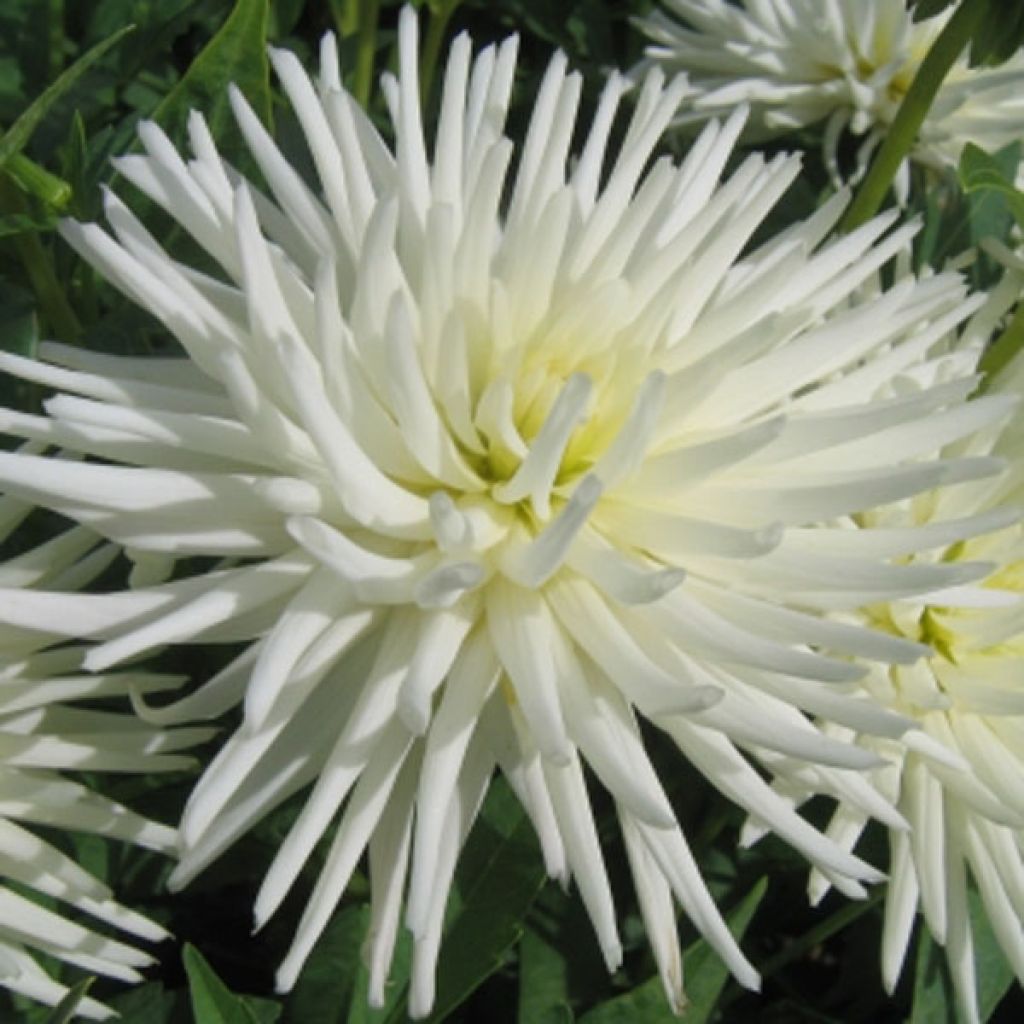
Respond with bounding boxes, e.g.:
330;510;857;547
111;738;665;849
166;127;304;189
0;7;1017;1016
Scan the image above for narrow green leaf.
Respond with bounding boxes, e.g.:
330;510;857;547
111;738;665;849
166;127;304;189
577;878;768;1024
42;978;95;1024
184;942;272;1024
0;24;134;168
149;0;271;147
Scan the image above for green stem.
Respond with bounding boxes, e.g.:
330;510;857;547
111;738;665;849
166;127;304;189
330;0;359;38
840;0;990;232
352;0;381;110
420;1;462;103
0;171;80;341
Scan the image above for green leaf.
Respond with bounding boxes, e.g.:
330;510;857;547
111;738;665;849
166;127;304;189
344;918;413;1024
968;2;1024;66
517;923;574;1024
972;884;1016;1023
105;981;185;1024
416;783;548;1023
241;998;283;1024
148;0;272;147
677;878;768;1024
364;779;546;1024
184;943;282;1024
912;0;1024;65
910;921;956;1024
910;886;1016;1024
959;142;1024;232
577;878;768;1024
283;904;368;1024
42;979;95;1024
0;24;135;168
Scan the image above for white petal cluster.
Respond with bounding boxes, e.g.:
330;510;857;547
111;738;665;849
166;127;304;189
0;499;212;1019
637;0;1024;191
744;292;1024;1024
0;8;1016;1015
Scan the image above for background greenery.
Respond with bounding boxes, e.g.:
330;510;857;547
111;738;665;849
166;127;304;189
1;1;1024;1021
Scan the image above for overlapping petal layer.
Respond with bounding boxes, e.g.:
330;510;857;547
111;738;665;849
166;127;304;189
0;498;213;1019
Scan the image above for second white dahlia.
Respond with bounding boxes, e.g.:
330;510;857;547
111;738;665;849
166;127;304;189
637;0;1024;193
750;321;1024;1024
0;7;1016;1015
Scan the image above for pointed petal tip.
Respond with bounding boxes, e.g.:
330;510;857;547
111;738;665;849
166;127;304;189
397;694;431;736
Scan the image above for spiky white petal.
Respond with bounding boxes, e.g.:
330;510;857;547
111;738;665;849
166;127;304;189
0;506;211;1018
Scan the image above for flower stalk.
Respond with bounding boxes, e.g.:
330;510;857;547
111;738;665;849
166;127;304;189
841;0;991;232
421;0;462;99
353;0;381;109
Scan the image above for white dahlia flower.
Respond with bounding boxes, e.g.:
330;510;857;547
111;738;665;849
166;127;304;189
741;282;1024;1024
0;7;1016;1015
0;498;212;1019
637;0;1024;194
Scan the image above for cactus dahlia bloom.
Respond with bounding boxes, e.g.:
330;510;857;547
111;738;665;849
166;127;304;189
0;7;1016;1015
742;295;1024;1024
0;499;211;1019
636;0;1024;195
